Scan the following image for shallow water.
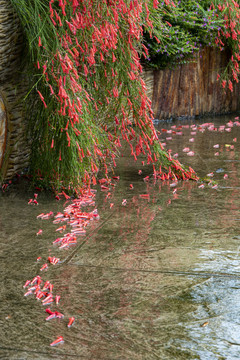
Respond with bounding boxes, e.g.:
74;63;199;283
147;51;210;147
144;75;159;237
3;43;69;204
0;114;240;359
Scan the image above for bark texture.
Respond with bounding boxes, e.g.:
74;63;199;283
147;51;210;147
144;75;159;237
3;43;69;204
0;0;30;181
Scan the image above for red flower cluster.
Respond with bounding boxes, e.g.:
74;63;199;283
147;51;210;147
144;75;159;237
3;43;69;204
213;0;240;91
35;0;196;190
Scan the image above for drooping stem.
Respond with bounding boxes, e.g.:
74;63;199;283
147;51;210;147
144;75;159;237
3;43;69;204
9;0;199;190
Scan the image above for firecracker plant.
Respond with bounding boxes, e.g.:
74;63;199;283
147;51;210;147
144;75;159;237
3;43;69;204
9;0;239;191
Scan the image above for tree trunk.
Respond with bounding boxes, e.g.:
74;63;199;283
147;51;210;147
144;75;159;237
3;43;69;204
0;0;30;181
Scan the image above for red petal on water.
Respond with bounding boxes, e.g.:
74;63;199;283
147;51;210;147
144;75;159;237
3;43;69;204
50;336;64;347
67;317;75;328
122;199;127;206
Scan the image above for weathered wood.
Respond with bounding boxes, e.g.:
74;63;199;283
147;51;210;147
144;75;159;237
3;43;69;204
146;47;240;120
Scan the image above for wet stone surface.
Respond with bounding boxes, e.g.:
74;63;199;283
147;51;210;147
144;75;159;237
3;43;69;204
0;114;240;359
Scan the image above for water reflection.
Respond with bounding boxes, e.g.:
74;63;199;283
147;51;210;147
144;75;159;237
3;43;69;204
0;115;240;359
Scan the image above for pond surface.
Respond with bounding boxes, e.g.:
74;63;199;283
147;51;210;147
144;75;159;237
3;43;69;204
0;114;240;359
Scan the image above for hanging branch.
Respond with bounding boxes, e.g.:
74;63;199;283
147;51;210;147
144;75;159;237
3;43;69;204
10;0;198;191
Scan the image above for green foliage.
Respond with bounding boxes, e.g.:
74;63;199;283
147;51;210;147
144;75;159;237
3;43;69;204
142;0;223;69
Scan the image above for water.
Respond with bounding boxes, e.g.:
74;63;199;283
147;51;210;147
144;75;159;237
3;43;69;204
0;115;240;359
